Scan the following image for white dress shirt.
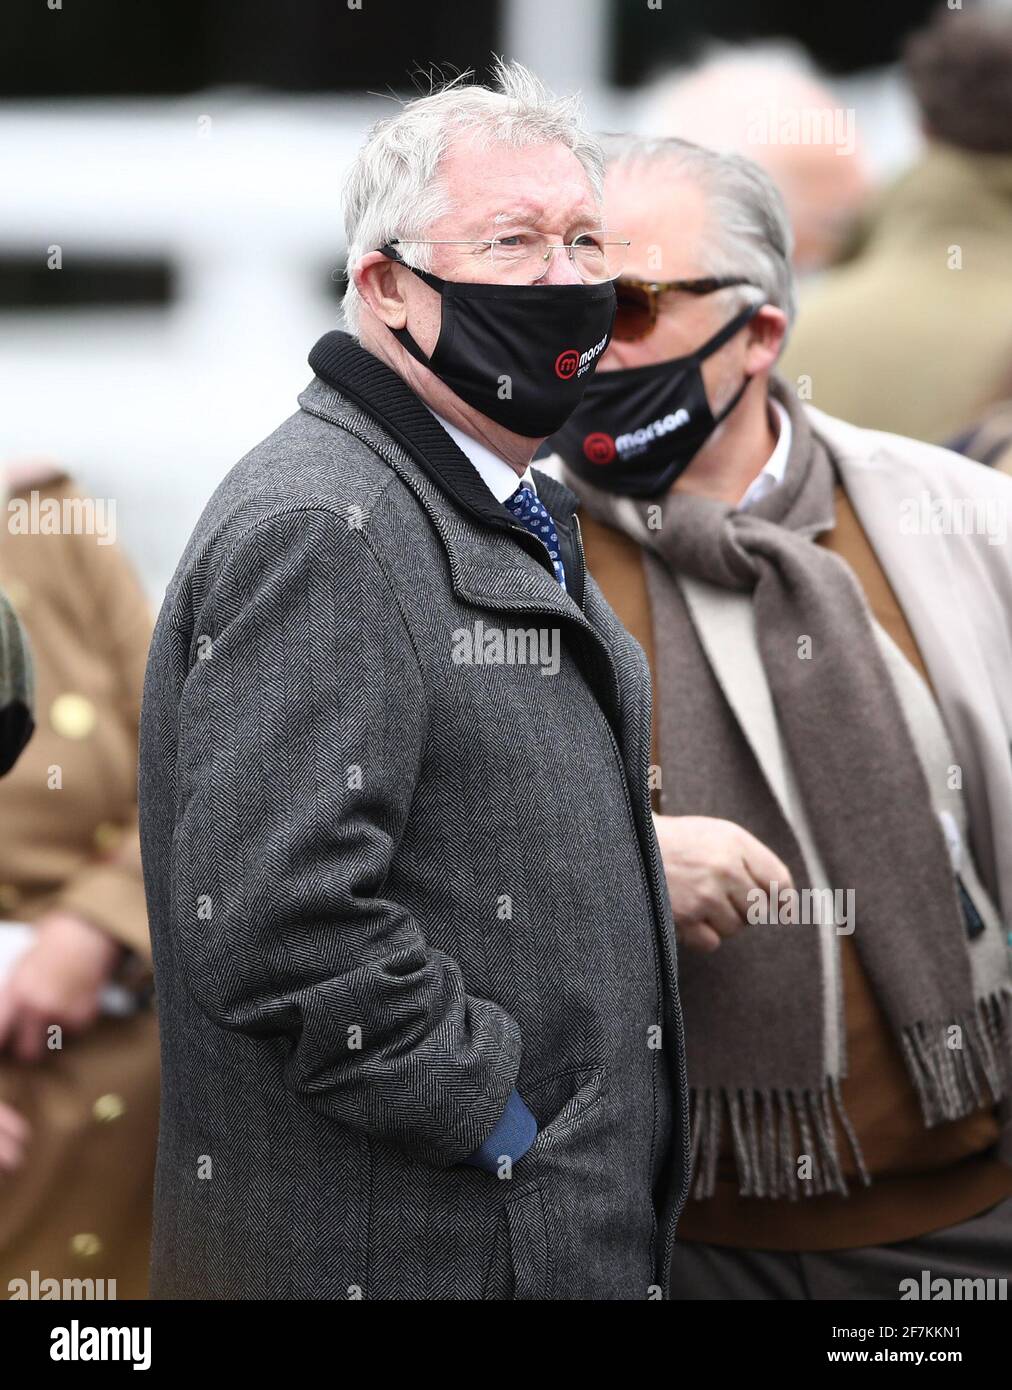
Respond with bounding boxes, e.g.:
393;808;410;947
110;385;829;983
427;409;536;504
737;398;792;511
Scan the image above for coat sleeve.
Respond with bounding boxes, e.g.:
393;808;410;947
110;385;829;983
171;505;525;1168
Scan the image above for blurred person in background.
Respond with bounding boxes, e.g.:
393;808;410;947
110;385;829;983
782;5;1012;442
0;459;157;1299
547;134;1012;1300
638;42;872;276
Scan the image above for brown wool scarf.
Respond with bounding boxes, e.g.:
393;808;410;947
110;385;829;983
569;384;1011;1200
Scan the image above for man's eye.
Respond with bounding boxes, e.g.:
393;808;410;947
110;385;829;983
493;235;527;249
573;233;605;251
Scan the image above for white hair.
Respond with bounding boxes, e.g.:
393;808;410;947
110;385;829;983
341;58;604;335
602;133;797;332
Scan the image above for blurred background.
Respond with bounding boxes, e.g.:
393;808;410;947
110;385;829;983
1;0;1011;597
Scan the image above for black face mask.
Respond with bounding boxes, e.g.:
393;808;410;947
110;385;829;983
379;245;616;438
550;302;763;498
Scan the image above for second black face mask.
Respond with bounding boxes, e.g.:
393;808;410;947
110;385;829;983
380;246;617;438
550;303;762;498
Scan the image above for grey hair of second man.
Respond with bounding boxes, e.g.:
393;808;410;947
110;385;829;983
341;58;605;336
601;133;798;334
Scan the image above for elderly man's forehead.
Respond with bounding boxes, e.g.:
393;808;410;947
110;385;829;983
436;132;600;229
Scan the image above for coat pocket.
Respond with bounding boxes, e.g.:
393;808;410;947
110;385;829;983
523;1065;606;1155
483;1181;549;1301
482;1068;606;1300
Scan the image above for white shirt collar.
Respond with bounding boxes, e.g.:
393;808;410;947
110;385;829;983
737;398;792;511
426;409;536;504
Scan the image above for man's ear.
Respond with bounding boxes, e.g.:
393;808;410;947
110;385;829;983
354;251;410;329
745;304;788;374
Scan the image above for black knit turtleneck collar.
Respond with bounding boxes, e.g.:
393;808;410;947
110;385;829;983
307;330;580;536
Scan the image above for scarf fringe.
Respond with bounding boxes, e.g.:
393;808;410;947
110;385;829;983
690;1079;870;1201
690;994;1012;1202
901;992;1012;1127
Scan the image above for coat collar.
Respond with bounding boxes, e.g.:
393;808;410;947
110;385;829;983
301;331;591;625
307;330;581;526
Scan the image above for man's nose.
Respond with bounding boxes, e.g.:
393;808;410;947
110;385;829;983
539;244;583;286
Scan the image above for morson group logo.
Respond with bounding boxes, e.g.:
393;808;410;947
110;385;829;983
582;432;616;465
583;408;690;464
555;334;609;381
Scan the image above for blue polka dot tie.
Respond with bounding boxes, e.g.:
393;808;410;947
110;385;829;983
504;485;567;590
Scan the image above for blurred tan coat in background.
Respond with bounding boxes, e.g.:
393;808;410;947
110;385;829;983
0;468;158;1299
782;147;1012;442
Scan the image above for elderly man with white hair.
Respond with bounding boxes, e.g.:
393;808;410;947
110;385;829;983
138;64;689;1300
548;135;1012;1300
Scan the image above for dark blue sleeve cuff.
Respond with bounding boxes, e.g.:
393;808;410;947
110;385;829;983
463;1089;537;1173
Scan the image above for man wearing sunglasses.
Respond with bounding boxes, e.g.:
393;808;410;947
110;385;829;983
548;135;1012;1300
139;67;689;1300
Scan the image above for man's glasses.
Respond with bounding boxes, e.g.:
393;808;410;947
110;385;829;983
387;231;631;285
614;275;758;341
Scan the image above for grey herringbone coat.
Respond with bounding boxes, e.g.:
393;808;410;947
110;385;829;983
138;333;689;1300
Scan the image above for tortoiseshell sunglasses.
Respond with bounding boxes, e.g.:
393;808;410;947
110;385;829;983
614;274;758;341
